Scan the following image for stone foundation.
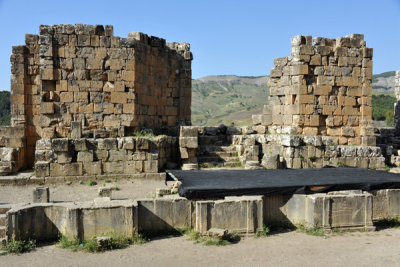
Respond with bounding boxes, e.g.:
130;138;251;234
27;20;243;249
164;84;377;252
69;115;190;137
34;136;178;178
179;125;385;170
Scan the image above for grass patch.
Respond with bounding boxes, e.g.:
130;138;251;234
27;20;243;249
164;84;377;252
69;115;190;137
308;156;317;163
88;180;97;186
133;130;155;138
3;239;36;255
104;179;112;183
296;224;328;238
58;232;147;253
182;229;239;246
255;224;270;238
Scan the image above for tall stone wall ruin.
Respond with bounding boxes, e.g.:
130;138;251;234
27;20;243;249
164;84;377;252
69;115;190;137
253;34;375;146
8;24;192;171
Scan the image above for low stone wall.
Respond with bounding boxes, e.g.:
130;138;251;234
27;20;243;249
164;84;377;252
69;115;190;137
6;200;137;241
7;189;400;241
179;125;386;170
34;136;178;178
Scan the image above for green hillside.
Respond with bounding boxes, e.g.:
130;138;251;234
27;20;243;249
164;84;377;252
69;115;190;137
0;91;10;125
191;72;397;126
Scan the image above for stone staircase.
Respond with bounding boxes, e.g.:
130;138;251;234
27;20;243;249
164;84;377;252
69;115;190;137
0;204;11;245
197;145;241;167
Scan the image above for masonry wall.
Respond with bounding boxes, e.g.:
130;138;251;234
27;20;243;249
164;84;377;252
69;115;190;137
35;136;178;178
9;24;192;170
253;34;375;147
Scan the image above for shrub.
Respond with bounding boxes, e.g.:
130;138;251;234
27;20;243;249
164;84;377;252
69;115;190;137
5;239;36;254
88;180;97;186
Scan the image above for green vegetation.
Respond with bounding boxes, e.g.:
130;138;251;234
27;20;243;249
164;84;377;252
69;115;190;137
88;180;97;186
308;156;317;163
372;94;396;126
3;239;36;255
191;76;269;126
181;228;239;246
255;224;270;238
58;233;146;253
296;224;328;238
133;130;155;138
0;91;10;125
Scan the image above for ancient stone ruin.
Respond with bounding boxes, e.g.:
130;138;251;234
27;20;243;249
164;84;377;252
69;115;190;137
2;24;192;175
2;27;400;245
253;34;375;146
179;34;386;171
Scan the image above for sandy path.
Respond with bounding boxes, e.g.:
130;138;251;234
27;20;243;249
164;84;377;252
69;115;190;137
1;229;400;267
0;179;173;204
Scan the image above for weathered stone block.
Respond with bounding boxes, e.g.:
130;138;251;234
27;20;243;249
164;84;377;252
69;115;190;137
35;161;50;177
51;138;69;152
77;151;94;162
196;196;263;234
83;162;102;175
33;186;50;203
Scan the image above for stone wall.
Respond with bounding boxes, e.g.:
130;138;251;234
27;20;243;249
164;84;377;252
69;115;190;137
253;34;375;146
7;189;400;240
179;125;386;170
35;136;178;178
9;24;192;171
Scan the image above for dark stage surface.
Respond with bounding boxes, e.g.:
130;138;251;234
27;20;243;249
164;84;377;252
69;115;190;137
168;167;400;199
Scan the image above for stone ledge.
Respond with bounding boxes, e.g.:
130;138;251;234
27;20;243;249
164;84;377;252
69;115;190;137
0;172;166;185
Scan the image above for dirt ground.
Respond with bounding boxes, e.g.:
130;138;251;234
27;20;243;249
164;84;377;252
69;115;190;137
1;228;400;267
0;178;173;204
1;177;400;266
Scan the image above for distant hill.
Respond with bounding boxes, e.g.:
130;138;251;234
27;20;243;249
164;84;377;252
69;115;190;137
192;71;397;126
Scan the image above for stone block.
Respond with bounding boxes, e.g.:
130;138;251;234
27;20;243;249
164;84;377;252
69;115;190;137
51;138;69;152
137;197;193;234
35;161;50;177
144;160;158;173
40;102;54;114
280;135;301;147
261;153;279;169
103;161;124;174
196;196;263;234
77;151;94;162
179;137;198;148
56;152;73;164
265;192;374;230
71;121;82;139
5;137;25;148
103;138;117;150
33;186;50;203
290;65;308;75
83;162;102;175
180;126;198;137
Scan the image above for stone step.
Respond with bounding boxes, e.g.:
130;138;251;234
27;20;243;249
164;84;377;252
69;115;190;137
201;152;238;159
0;205;11;215
0;227;5;238
199;161;241;168
0;215;5;226
200;145;235;153
198;156;239;163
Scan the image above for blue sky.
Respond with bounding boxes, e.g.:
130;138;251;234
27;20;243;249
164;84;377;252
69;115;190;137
0;0;399;90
